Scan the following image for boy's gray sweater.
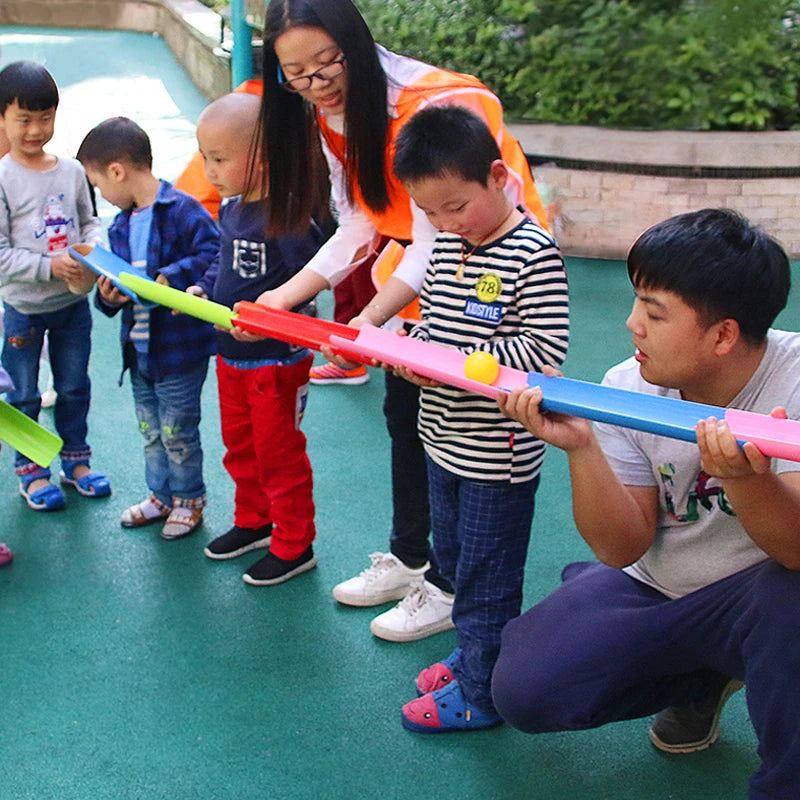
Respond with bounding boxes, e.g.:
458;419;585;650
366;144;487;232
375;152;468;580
0;153;102;313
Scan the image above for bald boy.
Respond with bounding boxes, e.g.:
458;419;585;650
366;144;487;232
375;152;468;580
196;92;264;204
191;91;324;586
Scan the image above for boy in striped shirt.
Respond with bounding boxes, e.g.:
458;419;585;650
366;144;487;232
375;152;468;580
391;106;570;732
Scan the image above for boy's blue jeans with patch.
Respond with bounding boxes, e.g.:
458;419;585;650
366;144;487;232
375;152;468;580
129;352;208;509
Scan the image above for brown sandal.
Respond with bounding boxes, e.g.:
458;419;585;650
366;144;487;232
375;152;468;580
161;507;203;540
120;497;170;528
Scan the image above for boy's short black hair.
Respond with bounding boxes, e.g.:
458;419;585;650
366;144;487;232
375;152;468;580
628;208;790;344
76;117;153;171
0;61;59;114
393;105;502;186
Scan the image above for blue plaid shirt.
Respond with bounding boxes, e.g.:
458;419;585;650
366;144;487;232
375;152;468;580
96;180;220;380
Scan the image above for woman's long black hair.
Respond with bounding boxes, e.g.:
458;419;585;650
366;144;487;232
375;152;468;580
261;0;390;235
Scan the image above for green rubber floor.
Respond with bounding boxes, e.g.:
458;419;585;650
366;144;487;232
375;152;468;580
2;25;792;800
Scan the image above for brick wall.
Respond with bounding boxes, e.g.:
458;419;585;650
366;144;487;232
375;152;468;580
515;124;800;259
533;166;800;259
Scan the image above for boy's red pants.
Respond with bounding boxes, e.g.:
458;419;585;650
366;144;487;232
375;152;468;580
216;354;315;560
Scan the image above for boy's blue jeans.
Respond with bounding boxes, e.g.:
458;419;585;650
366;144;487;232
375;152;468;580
426;455;538;714
1;300;92;474
129;352;208;509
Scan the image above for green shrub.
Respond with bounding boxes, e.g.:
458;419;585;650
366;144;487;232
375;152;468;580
197;0;229;12
358;0;515;100
357;0;800;130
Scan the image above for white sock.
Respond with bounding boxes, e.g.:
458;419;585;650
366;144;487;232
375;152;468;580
122;498;165;524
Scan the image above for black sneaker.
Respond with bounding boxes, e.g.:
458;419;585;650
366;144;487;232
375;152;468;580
649;676;744;754
243;546;317;586
203;524;272;560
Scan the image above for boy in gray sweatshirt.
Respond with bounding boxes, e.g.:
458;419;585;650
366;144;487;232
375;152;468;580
0;61;107;510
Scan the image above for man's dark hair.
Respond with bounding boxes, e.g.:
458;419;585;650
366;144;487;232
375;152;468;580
0;61;59;115
393;105;501;186
627;208;790;343
76;117;153;171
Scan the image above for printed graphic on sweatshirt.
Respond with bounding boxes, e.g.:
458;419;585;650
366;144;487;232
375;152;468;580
34;194;75;254
232;239;267;279
464;272;503;323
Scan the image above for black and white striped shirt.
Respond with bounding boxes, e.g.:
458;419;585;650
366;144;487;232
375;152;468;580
410;218;569;483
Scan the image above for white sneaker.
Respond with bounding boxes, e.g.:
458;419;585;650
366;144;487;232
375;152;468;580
332;551;428;607
370;580;455;642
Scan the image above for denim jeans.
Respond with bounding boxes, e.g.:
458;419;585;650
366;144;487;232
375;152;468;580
426;455;538;714
129;352;208;508
2;299;92;473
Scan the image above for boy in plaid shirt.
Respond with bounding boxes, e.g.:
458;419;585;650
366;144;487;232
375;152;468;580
78;117;219;540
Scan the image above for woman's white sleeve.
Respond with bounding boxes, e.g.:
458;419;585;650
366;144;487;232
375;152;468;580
302;136;380;287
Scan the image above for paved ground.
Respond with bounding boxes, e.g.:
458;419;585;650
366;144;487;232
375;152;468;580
1;25;207;225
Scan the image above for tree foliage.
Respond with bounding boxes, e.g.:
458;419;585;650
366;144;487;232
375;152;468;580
357;0;800;130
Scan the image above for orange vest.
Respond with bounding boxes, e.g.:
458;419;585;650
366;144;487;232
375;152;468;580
318;60;548;320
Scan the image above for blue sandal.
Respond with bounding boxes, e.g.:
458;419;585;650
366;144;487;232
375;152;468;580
401;681;503;734
60;465;111;498
19;471;66;512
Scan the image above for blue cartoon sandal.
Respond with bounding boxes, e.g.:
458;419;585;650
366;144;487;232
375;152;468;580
19;470;66;511
415;648;462;696
59;464;111;498
401;681;503;734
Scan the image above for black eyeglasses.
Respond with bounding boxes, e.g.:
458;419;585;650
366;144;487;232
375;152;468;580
279;57;347;93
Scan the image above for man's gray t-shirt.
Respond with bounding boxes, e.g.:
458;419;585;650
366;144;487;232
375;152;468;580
595;329;800;599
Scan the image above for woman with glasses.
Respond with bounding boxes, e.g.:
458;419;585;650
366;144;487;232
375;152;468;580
253;0;550;645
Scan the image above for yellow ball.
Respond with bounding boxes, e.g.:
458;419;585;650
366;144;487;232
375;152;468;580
464;351;500;385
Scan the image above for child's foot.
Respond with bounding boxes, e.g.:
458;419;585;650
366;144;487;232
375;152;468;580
401;682;503;734
19;473;66;512
120;496;171;528
161;507;203;540
204;524;272;560
60;463;111;498
415;648;461;696
0;543;13;567
243;547;317;586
